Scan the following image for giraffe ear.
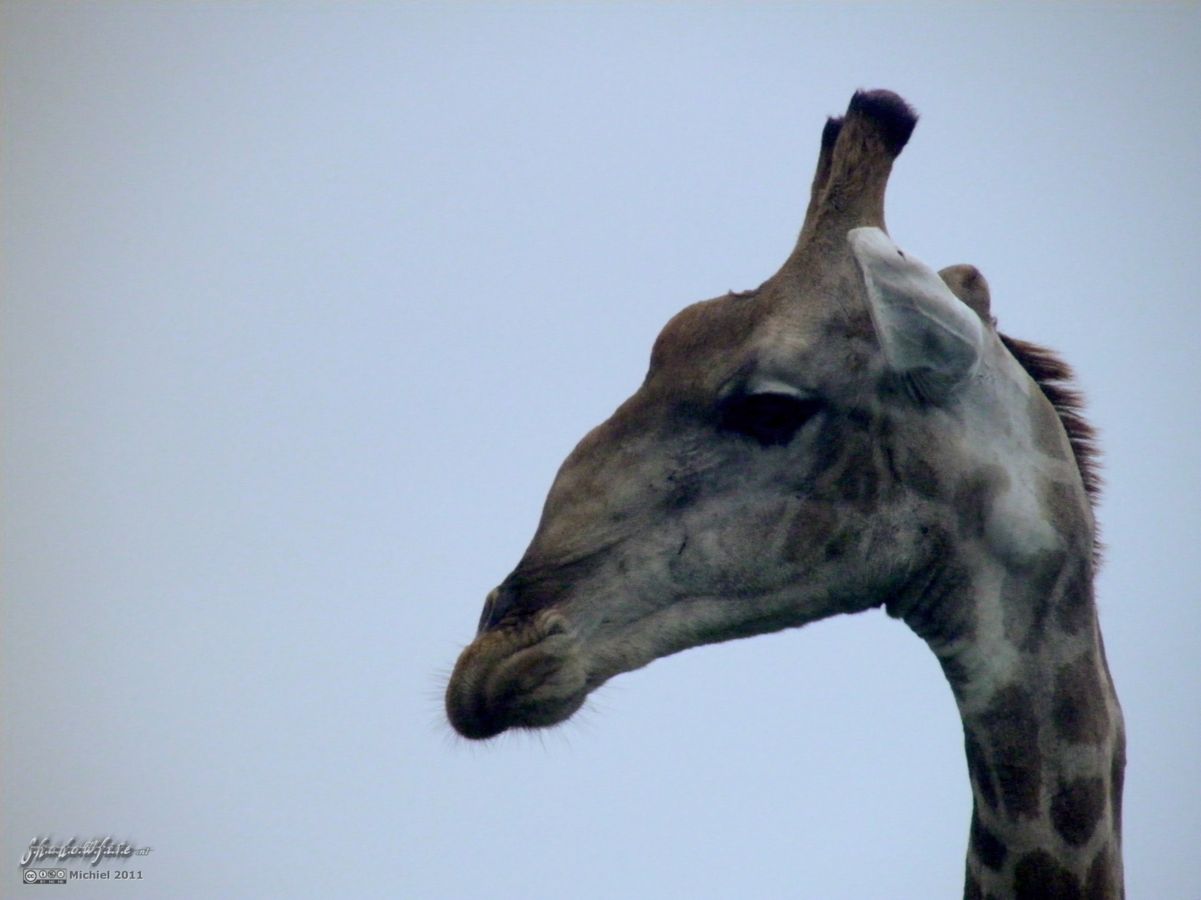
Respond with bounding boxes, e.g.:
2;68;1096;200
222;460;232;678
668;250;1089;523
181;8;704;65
848;227;983;403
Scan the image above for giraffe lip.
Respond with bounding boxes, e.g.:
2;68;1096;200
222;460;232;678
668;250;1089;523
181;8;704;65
445;615;588;740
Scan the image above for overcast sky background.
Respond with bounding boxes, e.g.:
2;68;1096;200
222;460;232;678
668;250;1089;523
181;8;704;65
3;4;1199;898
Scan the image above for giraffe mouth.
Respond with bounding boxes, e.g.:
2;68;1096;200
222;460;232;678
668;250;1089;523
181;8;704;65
445;612;589;739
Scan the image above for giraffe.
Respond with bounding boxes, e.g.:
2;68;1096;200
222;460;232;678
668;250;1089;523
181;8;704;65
445;90;1124;899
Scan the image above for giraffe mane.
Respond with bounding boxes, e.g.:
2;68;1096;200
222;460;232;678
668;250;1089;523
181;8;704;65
999;333;1103;555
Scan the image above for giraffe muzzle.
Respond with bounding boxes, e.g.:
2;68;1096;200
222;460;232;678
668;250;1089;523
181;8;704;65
445;611;589;739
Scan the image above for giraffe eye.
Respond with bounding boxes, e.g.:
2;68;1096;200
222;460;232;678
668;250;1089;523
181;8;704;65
718;392;823;447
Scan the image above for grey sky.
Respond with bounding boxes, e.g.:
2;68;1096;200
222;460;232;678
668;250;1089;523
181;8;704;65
3;3;1199;898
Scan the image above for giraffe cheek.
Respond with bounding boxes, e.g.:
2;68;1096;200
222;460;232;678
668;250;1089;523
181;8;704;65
665;497;809;595
782;502;841;565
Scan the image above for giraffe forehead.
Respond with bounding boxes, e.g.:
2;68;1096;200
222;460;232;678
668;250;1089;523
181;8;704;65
647;294;767;383
647;291;865;397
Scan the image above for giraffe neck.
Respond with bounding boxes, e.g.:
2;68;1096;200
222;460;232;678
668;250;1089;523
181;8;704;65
894;542;1125;899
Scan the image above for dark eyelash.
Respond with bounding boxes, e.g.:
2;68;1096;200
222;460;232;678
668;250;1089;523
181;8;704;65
717;393;824;446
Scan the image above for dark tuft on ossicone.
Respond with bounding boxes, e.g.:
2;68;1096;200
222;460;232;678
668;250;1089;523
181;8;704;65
821;116;844;151
848;89;918;156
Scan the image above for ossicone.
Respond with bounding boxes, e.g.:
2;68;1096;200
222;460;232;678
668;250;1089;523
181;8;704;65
794;89;919;252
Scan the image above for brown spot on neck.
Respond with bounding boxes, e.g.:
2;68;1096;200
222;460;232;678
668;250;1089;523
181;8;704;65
970;808;1008;871
1086;844;1122;899
1110;723;1126;843
974;685;1042;821
1052;649;1110;745
1001;546;1068;653
965;731;1000;813
963;871;984;900
1056;564;1094;640
954;465;1009;541
1050;776;1107;848
1013;849;1083;899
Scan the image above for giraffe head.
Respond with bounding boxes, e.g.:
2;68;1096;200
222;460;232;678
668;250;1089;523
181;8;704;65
445;90;1094;740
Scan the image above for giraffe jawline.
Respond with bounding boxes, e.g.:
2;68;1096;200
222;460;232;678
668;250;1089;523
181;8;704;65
445;613;589;740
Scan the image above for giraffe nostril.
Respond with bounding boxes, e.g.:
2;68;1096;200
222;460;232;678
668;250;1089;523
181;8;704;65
477;585;524;633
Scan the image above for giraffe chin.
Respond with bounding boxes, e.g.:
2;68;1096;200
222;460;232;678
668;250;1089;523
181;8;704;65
445;613;589;740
